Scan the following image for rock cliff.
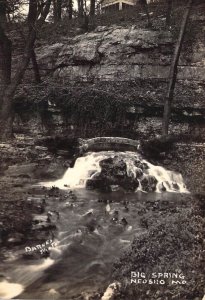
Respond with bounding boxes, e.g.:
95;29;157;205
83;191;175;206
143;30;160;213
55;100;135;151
12;18;205;140
35;24;205;82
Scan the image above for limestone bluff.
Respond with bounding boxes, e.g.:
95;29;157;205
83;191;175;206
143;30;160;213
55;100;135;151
34;25;205;82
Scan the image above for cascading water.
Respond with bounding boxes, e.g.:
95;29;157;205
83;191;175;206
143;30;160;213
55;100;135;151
0;151;189;300
43;152;104;189
43;151;188;193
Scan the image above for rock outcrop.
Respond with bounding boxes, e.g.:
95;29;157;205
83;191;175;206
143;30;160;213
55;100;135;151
86;156;140;192
35;25;205;82
86;155;158;193
12;21;205;141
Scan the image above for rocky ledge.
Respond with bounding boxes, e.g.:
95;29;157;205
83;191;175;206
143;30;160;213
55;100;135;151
27;23;205;83
86;156;158;192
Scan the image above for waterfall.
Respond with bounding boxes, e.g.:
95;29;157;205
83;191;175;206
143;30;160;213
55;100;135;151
43;151;188;193
43;152;106;189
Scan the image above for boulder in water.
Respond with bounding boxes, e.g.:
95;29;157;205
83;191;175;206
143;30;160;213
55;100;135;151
99;157;114;172
85;218;97;232
120;217;128;226
135;167;143;178
172;182;179;190
100;157;127;179
110;185;120;192
101;282;121;300
120;176;139;192
134;160;149;171
83;152;185;194
113;160;127;178
87;156;140;192
158;182;166;192
86;177;111;192
140;175;158;192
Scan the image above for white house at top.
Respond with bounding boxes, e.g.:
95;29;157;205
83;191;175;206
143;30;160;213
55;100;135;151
101;0;137;12
101;0;156;12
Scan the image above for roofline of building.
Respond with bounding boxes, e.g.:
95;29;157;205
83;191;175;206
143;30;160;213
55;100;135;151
102;0;136;7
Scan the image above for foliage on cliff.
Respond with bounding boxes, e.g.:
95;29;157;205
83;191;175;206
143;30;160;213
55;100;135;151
112;196;205;299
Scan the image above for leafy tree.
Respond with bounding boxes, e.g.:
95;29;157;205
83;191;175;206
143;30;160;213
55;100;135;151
0;0;51;140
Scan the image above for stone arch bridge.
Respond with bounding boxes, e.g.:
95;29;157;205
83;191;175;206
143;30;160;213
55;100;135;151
78;137;139;153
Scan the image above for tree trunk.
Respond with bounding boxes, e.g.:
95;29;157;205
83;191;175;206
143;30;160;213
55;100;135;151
0;93;13;140
166;0;172;26
28;0;38;25
0;29;12;139
53;0;62;22
0;0;51;140
139;0;152;27
31;49;41;83
0;27;11;86
0;26;11;110
68;0;73;19
53;0;57;21
0;0;7;28
90;0;95;16
162;0;193;136
0;0;10;88
83;13;89;32
78;0;84;18
0;29;36;140
28;0;41;83
0;1;12;139
57;0;62;20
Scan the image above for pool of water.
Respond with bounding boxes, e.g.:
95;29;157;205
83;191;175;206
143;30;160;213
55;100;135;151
0;188;188;299
0;150;189;299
